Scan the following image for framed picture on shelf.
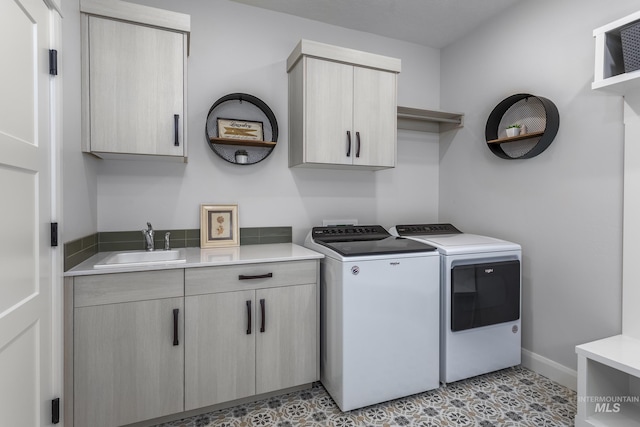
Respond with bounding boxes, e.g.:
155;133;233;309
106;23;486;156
217;118;264;141
200;204;239;248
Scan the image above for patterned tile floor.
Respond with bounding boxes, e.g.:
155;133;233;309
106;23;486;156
155;366;576;426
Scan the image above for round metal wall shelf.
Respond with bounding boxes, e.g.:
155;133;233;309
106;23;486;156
485;93;559;160
205;93;278;165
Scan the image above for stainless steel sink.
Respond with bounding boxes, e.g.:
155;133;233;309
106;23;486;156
94;249;186;269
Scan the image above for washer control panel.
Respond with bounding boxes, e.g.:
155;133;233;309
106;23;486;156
312;225;389;242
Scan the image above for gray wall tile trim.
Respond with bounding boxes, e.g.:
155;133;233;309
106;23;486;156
64;227;293;271
239;236;260;246
186;229;200;239
240;226;292;243
65;238;83;256
63;233;99;272
240;227;260;237
259;226;292;237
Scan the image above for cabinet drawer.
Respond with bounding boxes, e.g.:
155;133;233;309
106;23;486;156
185;260;317;296
74;270;184;307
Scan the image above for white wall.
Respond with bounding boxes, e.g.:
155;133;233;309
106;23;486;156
61;0;441;244
62;0;99;241
440;0;639;371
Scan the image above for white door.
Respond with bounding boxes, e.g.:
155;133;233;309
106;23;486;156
0;0;54;426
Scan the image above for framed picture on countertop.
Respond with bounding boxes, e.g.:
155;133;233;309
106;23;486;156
200;204;239;248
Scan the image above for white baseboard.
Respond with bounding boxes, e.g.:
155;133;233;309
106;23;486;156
521;348;577;391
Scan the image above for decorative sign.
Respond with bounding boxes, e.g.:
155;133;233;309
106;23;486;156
217;118;264;141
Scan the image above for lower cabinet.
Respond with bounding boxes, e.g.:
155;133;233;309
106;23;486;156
66;259;319;427
71;270;184;427
255;284;317;394
184;261;318;410
185;290;257;408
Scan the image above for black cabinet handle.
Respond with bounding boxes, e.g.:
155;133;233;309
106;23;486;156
346;130;351;157
172;308;179;346
260;299;266;333
238;273;273;280
356;131;361;158
246;300;252;334
174;114;180;146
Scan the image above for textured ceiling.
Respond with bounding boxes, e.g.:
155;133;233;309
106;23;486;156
230;0;524;48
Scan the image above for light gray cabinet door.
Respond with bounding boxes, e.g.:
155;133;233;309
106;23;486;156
74;297;184;427
87;16;185;157
352;66;397;168
304;57;354;166
256;284;317;394
184;290;256;410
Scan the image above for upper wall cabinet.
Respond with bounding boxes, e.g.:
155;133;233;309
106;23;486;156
80;0;190;162
287;40;401;170
592;10;640;94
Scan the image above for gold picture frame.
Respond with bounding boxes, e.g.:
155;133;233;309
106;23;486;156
200;204;239;248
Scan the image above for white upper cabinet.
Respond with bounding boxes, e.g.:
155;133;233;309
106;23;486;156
80;0;190;161
287;40;400;170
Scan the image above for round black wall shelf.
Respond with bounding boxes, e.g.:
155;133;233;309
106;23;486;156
206;93;278;165
485;93;559;159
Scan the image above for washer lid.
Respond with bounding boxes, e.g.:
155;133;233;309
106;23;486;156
310;225;437;257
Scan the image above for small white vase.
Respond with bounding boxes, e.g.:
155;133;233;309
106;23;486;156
506;127;520;137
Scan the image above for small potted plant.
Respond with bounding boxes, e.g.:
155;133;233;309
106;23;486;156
505;124;521;137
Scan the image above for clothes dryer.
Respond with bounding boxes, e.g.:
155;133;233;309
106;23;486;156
390;224;521;384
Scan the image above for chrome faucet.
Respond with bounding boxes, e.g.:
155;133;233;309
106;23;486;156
142;222;155;251
164;232;171;251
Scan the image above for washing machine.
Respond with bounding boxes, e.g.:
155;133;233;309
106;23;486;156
389;223;521;384
305;225;440;411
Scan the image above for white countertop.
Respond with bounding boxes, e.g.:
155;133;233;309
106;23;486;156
65;243;324;277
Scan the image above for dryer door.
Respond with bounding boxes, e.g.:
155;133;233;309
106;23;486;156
451;260;520;332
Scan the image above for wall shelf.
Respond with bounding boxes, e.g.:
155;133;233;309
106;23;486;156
592;10;640;93
487;131;545;144
208;137;276;148
485;93;559;160
397;106;464;133
205;93;278;165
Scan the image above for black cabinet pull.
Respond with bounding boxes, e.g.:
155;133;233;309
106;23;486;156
346;130;351;157
174;114;180;146
238;273;273;280
172;308;179;346
260;299;266;333
356;131;361;158
246;300;252;334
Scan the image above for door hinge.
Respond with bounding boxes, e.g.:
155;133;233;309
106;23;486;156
51;397;60;424
51;222;58;247
49;49;58;76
